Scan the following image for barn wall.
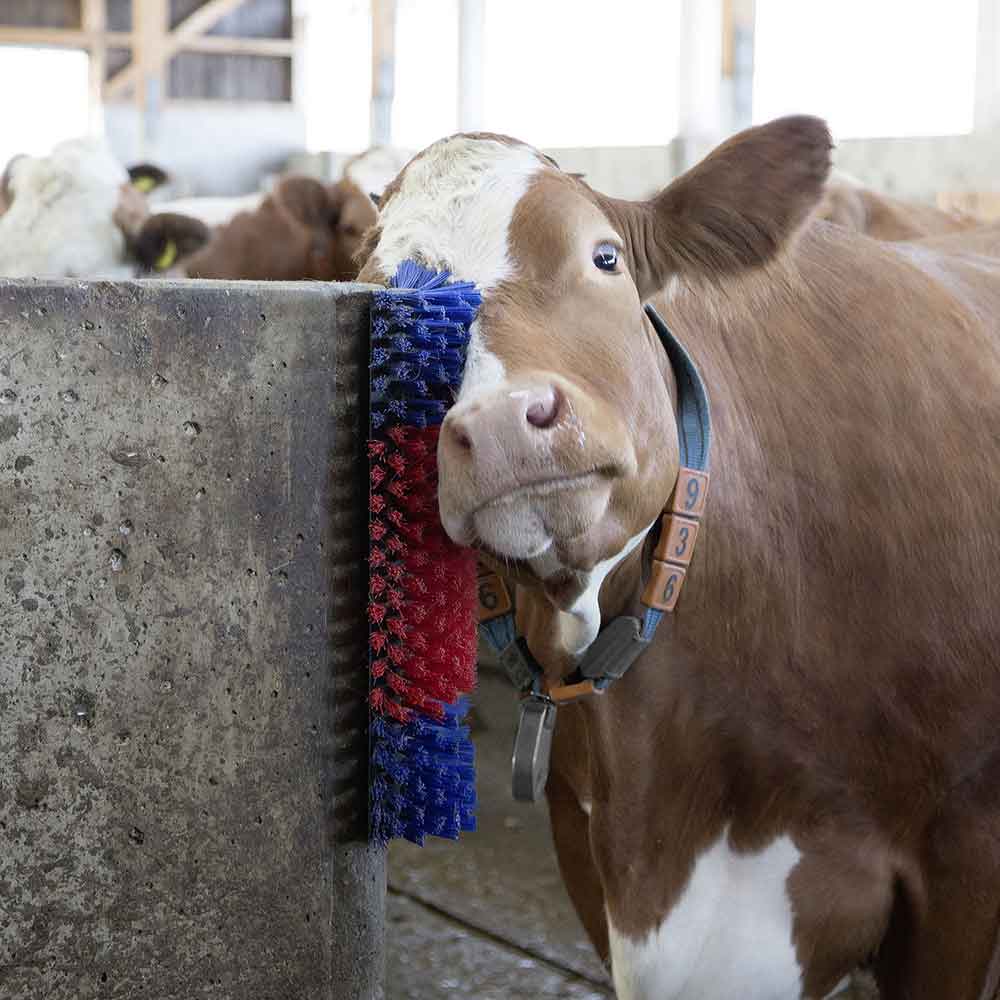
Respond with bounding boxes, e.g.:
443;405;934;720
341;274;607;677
832;133;1000;201
167;0;293;102
422;132;1000;205
0;0;79;28
0;277;385;1000
104;102;305;194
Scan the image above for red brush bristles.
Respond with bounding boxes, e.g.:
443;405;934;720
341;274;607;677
369;424;478;722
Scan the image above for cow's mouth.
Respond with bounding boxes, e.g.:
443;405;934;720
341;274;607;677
473;469;606;513
458;469;616;563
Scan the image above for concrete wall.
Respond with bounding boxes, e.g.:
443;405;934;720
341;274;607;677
303;128;1000;206
0;278;384;999
104;102;306;196
832;131;1000;201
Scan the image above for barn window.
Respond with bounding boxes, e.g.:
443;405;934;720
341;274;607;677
481;0;682;148
752;0;979;139
303;0;371;152
0;46;91;168
391;0;461;150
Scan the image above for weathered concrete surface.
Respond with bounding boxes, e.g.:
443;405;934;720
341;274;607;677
0;279;383;999
386;893;611;1000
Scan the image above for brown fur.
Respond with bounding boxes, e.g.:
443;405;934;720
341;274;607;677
175;175;376;281
132;212;211;272
818;180;982;241
377;117;1000;997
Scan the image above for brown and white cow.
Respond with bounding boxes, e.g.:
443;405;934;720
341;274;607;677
358;119;1000;999
135;174;376;281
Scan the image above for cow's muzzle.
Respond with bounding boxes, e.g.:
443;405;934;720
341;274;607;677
437;373;636;561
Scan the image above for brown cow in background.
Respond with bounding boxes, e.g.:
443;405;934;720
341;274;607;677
817;173;981;241
135;174;376;281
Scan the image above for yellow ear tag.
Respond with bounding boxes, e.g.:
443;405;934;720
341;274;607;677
133;175;156;194
154;239;178;271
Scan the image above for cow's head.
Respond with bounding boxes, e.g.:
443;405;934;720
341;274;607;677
170;175;377;282
275;175;378;281
357;118;831;638
133;212;212;273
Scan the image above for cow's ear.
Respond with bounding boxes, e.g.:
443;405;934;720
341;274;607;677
1;154;26;206
327;178;378;236
127;163;169;194
273;175;331;227
134;212;210;271
600;116;832;299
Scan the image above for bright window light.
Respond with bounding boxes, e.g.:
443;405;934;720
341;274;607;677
753;0;978;139
0;46;90;169
392;0;460;149
483;0;681;148
303;0;371;152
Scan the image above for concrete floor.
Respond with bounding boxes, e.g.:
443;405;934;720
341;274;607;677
386;670;613;1000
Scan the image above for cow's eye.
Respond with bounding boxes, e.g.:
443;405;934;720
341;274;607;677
593;243;619;272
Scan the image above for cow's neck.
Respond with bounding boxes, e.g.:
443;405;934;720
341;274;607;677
516;537;651;679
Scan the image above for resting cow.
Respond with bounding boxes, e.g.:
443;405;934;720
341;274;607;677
135;175;375;281
358;120;1000;999
0;138;167;278
817;173;980;241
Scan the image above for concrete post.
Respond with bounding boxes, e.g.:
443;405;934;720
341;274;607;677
676;0;725;169
0;279;384;999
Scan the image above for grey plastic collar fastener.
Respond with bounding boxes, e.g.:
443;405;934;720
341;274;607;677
499;637;540;693
578;615;650;681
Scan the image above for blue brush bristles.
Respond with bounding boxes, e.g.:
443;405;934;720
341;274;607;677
370;700;477;843
369;263;481;430
368;260;482;847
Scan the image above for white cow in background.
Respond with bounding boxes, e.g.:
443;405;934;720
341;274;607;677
0;137;143;279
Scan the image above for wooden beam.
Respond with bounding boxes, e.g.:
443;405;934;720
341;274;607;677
134;0;169;149
370;0;397;145
290;0;306;107
105;0;248;100
0;27;131;48
82;0;106;131
179;35;294;57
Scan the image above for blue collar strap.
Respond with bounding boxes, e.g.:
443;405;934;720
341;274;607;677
478;303;713;704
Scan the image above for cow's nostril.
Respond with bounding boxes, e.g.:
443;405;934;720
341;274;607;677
525;387;560;429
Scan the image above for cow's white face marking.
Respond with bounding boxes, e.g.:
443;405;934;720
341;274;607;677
374;136;544;291
608;831;803;1000
373;137;545;402
459;318;506;401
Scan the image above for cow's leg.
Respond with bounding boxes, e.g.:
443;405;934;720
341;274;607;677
547;767;608;963
874;871;1000;999
546;703;608;963
874;760;1000;1000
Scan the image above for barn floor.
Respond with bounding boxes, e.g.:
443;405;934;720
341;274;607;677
386;669;613;999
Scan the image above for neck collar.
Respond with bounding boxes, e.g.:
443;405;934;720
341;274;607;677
476;304;713;800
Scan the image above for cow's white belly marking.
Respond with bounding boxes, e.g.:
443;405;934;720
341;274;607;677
607;830;803;1000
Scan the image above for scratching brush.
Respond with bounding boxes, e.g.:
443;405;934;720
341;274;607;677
368;261;481;845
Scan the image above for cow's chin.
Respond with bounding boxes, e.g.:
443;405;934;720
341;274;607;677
464;476;614;567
